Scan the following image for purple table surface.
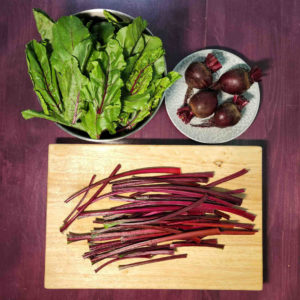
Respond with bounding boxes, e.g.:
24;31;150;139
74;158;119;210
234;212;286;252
1;0;299;299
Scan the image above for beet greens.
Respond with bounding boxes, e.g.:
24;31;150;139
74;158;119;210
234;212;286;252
22;9;181;139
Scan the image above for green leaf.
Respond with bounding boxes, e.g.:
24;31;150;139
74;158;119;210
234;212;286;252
116;17;147;58
56;56;88;123
150;71;181;108
120;71;181;129
22;109;63;122
21;109;84;131
25;40;62;114
103;10;126;29
143;35;163;52
122;92;151;113
152;55;166;80
121;54;139;83
51;15;93;72
131;109;151;126
119;111;131;127
119;36;166;129
81;39;126;138
80;102;98;139
122;35;164;85
33;8;54;41
126;46;165;95
103;10;120;24
86;49;102;72
85;20;93;29
91;22;115;44
96;92;122;135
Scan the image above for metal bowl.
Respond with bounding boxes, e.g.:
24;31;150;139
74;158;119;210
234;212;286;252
56;9;167;142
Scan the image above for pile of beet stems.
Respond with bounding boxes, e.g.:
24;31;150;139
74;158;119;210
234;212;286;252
61;166;257;272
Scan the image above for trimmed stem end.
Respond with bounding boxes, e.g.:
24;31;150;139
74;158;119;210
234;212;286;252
250;66;262;83
205;53;222;73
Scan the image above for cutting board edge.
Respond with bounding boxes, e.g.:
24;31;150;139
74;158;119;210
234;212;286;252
44;285;263;291
48;144;263;150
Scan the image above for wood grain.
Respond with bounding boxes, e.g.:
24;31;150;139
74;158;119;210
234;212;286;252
45;144;262;290
1;0;300;299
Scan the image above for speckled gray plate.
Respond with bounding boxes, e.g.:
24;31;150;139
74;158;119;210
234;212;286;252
165;49;260;144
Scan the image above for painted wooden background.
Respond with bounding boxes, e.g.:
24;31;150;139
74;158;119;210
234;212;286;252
0;0;299;299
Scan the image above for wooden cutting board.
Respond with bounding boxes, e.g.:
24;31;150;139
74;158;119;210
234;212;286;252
45;144;263;290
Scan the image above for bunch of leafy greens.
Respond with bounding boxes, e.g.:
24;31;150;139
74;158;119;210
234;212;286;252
22;9;181;139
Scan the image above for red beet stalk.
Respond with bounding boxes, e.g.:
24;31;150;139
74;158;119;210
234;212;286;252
62;166;257;273
79;186;242;209
94;256;151;273
206;168;249;187
63;175;96;224
65;167;181;203
60;164;121;232
111;185;243;205
170;242;224;249
90;228;220;261
118;254;188;270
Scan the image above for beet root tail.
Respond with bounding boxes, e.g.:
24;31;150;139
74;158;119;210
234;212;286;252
184;86;194;105
190;119;214;128
210;80;221;90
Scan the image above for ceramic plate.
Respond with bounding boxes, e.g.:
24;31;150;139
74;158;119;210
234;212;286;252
165;49;260;143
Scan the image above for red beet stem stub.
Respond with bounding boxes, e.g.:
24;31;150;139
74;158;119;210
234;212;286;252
249;66;262;83
233;95;249;110
177;105;194;124
205;53;222;73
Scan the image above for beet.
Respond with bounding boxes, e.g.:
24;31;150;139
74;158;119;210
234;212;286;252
191;95;249;128
212;66;262;94
213;102;241;127
189;90;218;118
183;53;222;104
177;90;218;124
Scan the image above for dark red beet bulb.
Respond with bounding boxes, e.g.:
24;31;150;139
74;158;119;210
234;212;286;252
185;54;222;90
212;66;262;95
191;95;249;128
177;90;218;124
183;53;222;104
177;53;222;124
189;90;218;118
